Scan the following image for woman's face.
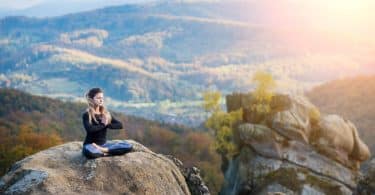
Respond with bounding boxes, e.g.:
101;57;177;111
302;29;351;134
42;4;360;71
93;92;104;107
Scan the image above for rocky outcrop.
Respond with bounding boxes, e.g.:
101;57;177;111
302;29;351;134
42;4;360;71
310;114;371;170
221;139;357;195
227;93;370;170
222;93;371;195
357;158;375;194
0;140;209;195
166;155;210;195
267;95;318;144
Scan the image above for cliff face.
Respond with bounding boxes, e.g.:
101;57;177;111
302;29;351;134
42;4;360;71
221;93;371;195
0;140;209;195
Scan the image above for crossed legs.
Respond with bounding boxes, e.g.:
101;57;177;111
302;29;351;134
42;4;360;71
92;143;109;155
82;140;133;159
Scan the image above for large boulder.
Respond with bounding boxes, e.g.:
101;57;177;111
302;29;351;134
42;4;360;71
267;95;319;144
237;123;283;158
227;93;318;144
310;114;371;170
0;140;208;195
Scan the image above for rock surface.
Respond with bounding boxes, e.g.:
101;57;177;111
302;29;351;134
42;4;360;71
0;140;208;195
311;114;370;170
222;93;371;195
227;93;370;170
268;95;318;144
221;143;357;195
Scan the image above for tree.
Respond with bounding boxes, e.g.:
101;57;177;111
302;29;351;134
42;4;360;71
202;91;242;159
202;91;221;113
250;71;276;122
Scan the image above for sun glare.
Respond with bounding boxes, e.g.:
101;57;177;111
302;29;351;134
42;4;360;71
257;0;375;44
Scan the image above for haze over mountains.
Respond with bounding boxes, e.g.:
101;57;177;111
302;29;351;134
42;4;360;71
0;0;155;17
1;0;374;126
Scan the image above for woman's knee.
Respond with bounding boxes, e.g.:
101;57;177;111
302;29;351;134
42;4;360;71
108;143;133;155
109;142;133;150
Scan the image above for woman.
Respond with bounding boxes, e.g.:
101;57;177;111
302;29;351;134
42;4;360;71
82;87;133;159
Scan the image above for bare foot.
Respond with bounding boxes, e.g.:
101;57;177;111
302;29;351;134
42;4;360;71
92;143;109;153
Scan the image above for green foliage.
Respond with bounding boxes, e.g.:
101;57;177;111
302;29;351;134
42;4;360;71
250;71;276;121
309;107;321;125
203;90;221;113
198;161;224;193
203;91;243;158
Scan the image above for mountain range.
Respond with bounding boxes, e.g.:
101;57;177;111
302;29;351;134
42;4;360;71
1;0;374;126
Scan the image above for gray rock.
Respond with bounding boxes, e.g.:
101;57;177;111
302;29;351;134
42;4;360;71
311;114;370;170
259;183;294;195
0;180;4;188
236;123;358;189
280;140;357;188
301;185;324;195
223;92;369;195
357;158;375;194
221;145;357;195
268;95;317;144
5;170;48;194
0;140;191;195
237;123;282;158
165;155;210;195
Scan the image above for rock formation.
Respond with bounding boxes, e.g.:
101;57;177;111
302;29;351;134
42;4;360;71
357;158;375;194
0;140;209;195
222;93;371;194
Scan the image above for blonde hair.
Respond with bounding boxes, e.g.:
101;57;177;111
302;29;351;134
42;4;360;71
84;87;112;125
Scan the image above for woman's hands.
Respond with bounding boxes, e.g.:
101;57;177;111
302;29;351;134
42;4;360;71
92;143;109;155
100;115;109;126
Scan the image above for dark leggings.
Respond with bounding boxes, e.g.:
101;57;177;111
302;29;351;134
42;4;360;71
82;140;133;159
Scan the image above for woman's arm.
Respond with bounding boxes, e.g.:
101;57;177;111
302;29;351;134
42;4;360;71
107;115;123;129
82;112;106;133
